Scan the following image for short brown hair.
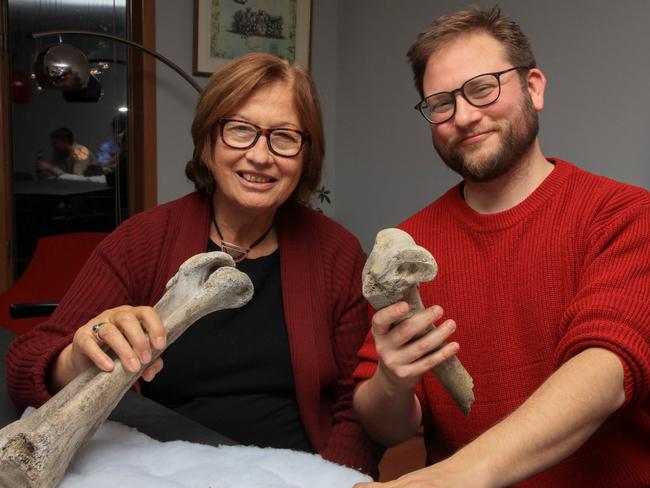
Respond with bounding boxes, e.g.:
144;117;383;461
50;127;74;144
185;53;324;206
407;6;536;99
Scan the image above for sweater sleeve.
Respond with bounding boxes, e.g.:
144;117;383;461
320;240;384;478
555;189;650;405
353;327;379;382
6;215;161;411
353;311;432;432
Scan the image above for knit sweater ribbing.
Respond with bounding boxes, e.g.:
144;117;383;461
355;160;650;487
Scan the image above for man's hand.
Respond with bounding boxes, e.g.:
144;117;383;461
353;459;490;488
36;159;64;176
353;301;459;446
372;301;459;393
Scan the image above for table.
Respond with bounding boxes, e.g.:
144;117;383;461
0;327;234;447
13;178;110;197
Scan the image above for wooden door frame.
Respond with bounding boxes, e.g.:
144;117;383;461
128;0;157;216
0;0;12;292
0;0;157;292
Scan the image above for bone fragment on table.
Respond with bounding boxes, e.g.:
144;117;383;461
363;228;474;415
0;251;254;488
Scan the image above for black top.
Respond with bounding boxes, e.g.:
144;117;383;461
142;240;313;452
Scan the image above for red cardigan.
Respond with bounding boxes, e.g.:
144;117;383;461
355;160;650;486
7;192;383;476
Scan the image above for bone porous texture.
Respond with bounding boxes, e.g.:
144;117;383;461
363;228;474;415
0;251;254;488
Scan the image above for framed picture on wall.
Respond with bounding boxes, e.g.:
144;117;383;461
193;0;312;77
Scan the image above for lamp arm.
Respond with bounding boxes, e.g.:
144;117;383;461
30;29;202;94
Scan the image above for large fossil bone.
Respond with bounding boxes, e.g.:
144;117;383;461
363;228;474;415
0;251;254;488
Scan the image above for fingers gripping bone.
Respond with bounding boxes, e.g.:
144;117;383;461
0;251;253;488
363;228;475;415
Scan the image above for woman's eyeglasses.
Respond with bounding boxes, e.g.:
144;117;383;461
218;119;308;157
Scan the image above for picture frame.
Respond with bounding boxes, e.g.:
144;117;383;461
193;0;312;77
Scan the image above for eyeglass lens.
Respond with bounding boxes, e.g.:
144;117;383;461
422;73;501;124
222;120;303;156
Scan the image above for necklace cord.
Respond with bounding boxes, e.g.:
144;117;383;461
210;204;275;261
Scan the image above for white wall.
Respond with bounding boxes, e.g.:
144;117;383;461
308;0;338;216
155;0;206;202
156;0;650;250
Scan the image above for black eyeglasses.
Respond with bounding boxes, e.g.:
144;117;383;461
218;118;308;157
414;66;531;124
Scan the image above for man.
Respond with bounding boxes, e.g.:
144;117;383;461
353;6;649;487
96;114;127;168
37;127;95;177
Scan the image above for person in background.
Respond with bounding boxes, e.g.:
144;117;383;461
7;53;383;477
102;116;128;191
36;127;95;177
353;6;649;487
96;113;127;169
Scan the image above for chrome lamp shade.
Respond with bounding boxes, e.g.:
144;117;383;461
33;43;91;91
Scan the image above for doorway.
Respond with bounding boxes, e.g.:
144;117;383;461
0;0;157;287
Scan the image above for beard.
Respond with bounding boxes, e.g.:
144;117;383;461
433;93;539;183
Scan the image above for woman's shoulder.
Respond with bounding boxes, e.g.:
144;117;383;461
130;192;207;223
112;192;205;235
102;192;208;247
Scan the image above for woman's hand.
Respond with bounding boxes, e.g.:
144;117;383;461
372;301;459;393
50;305;167;391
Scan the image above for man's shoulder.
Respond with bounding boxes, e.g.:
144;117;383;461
560;159;650;209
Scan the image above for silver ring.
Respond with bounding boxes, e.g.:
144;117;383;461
91;322;108;343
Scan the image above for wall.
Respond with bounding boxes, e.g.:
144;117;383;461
155;0;206;202
155;0;650;250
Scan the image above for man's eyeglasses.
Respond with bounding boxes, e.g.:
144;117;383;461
414;66;531;124
218;118;308;157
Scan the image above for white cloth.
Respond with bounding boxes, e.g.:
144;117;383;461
59;420;371;487
57;173;107;184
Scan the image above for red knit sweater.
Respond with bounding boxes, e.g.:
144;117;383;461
7;192;383;476
355;160;650;487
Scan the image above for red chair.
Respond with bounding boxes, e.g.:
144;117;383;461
0;232;108;335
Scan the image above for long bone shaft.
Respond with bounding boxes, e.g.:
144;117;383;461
363;228;474;415
0;252;254;488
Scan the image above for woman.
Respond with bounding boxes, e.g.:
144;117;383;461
7;53;382;476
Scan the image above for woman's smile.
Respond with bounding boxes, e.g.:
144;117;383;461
238;171;277;185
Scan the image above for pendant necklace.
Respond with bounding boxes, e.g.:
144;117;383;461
211;205;274;263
